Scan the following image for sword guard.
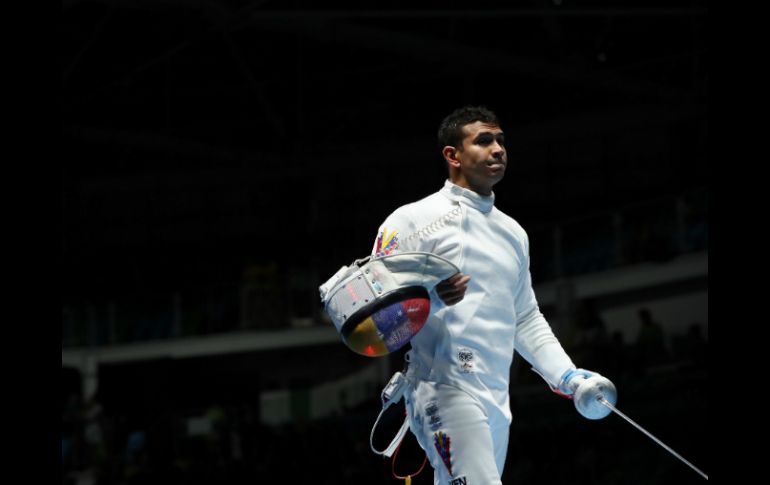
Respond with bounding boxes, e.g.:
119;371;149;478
573;374;617;420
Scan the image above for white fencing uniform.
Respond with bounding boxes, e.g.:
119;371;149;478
371;180;575;484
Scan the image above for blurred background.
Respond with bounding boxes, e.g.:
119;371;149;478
61;1;708;484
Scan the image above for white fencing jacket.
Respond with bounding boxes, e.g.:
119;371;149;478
371;180;574;423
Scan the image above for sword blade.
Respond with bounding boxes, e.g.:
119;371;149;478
598;397;708;481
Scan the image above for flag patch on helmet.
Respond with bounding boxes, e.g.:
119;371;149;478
434;431;453;476
375;228;399;257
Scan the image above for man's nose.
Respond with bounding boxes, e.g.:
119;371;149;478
491;142;505;158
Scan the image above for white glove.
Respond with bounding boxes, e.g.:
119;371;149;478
556;367;597;397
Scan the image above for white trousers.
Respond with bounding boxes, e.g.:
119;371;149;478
405;380;509;485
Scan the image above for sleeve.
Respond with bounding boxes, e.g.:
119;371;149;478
512;232;575;387
370;206;452;312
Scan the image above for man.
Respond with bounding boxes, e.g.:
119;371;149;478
371;106;597;484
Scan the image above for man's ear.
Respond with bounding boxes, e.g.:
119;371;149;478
443;146;461;168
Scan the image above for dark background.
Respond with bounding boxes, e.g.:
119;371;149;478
61;1;708;484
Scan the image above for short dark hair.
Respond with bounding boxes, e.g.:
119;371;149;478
437;106;500;150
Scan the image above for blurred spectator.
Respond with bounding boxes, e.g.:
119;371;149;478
605;330;627;378
82;397;106;473
634;308;670;368
124;429;148;480
672;322;708;367
568;298;610;370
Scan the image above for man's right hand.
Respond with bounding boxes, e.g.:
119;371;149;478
435;272;471;306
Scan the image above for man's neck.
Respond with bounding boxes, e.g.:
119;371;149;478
448;175;492;196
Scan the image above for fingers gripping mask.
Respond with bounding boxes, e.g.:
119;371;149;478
319;252;459;357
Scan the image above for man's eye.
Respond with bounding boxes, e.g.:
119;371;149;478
476;136;493;145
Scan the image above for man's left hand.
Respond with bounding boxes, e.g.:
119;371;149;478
435;272;471;306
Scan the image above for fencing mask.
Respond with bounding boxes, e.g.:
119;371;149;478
319;252;459;357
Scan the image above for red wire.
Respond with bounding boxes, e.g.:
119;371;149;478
390;414;428;481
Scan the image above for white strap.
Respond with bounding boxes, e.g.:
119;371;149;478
382;417;410;458
370;369;414;457
370;409;410;458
